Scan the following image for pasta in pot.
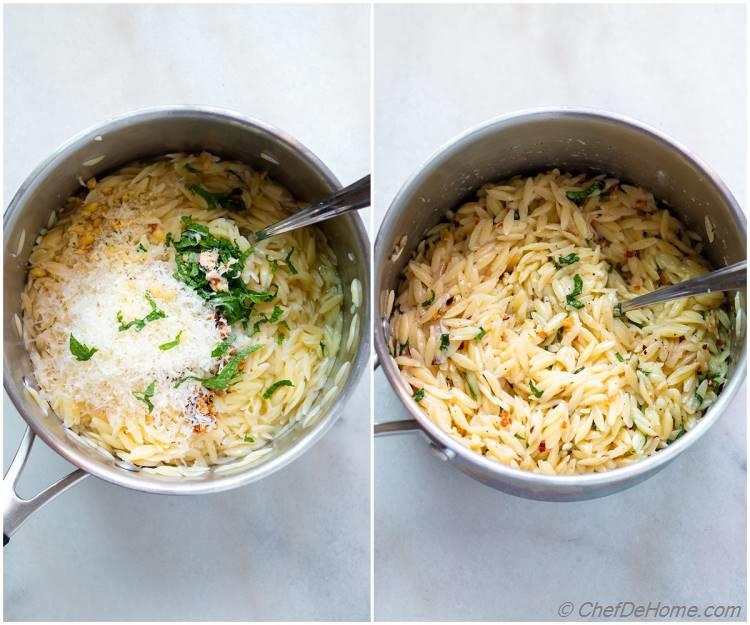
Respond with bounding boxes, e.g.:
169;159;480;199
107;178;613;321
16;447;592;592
387;169;731;474
22;152;343;468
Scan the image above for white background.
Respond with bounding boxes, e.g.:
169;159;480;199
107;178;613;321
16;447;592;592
4;4;370;621
374;3;746;621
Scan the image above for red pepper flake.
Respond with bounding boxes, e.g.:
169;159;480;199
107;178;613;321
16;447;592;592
625;250;637;258
717;339;725;348
702;344;708;350
539;441;546;452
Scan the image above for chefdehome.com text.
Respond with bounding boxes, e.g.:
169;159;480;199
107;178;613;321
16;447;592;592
558;600;742;619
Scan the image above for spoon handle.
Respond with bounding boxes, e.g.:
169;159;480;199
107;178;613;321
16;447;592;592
618;260;747;313
253;174;370;242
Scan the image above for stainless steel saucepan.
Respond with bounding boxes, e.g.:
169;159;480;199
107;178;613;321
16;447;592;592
3;106;370;542
374;108;746;502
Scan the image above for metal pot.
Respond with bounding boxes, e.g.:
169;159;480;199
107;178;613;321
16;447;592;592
374;108;746;501
3;106;370;541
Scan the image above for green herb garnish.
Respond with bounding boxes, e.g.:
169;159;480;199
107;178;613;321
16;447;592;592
413;388;425;402
555;253;580;268
566;274;584;309
189;185;245;211
263;379;294;399
69;334;98;361
185;163;200;173
637;367;650;377
668;426;686;443
133;380;156;413
529;380;543;398
243;434;255;443
475;327;487;340
607;262;614;274
137;243;147;253
178;345;262;391
566;180;605;205
117;291;167;332
694;390;704;405
461;372;478;400
574;366;585;374
284;249;298;275
440;333;450;351
170;217;271;324
421;289;436;307
276;333;286;345
615;352;625;362
159;330;182;351
211;335;236;358
320;342;326;355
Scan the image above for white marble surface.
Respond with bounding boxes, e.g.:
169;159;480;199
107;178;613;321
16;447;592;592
373;4;746;621
4;5;370;621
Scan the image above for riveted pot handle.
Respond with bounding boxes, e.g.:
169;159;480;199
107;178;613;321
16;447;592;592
3;427;88;545
374;419;421;436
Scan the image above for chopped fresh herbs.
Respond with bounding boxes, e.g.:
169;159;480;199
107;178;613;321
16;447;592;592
320;342;326;355
566;274;584;309
211;335;236;358
475;327;487;341
137;243;147;253
574;366;585;374
413;388;425;402
170;217;271;324
668;426;686;443
263;379;294;399
267;256;278;274
556;327;564;341
276;332;286;345
529;380;543;398
133;381;156;413
607;262;614;274
555;253;580;268
189;185;246;211
117;291;166;332
243;434;255;443
637;367;650;377
178;345;262;391
615;352;625;362
159;330;182;351
566;180;605;205
514;433;526;442
69;334;97;361
462;373;478;401
185;163;200;173
421;289;436;307
284;249;298;275
694;390;704;405
251;305;285;335
440;333;450;351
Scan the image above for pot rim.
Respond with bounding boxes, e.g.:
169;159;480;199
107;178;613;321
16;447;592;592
4;105;371;495
374;106;746;489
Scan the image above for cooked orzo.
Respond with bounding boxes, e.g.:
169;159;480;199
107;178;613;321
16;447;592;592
22;152;343;468
387;169;731;474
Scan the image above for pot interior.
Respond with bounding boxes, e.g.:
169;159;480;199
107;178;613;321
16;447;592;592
4;109;369;491
375;111;746;465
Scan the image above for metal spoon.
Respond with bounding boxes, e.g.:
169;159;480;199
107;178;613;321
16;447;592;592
252;174;370;242
616;260;746;313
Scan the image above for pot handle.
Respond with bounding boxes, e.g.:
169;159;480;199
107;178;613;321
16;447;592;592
372;353;421;436
3;427;88;545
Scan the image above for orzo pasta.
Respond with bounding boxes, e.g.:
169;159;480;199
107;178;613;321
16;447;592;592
23;152;343;468
387;169;731;474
